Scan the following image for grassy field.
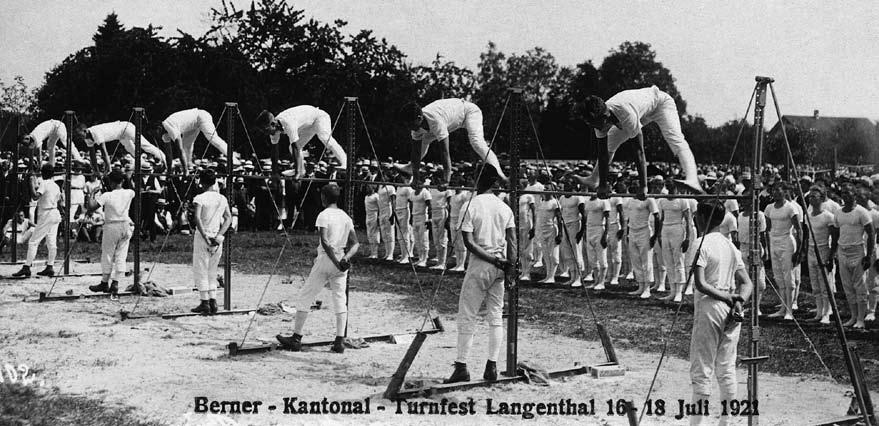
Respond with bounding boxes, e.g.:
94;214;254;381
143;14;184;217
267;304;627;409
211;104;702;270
55;229;879;390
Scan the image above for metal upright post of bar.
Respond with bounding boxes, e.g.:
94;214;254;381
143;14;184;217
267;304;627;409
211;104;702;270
224;103;236;311
343;97;357;337
10;115;21;263
506;87;524;377
133;107;144;289
746;76;771;426
63;110;74;274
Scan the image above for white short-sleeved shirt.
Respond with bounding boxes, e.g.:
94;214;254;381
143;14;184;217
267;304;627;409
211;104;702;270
86;121;135;146
822;199;842;215
594;86;665;143
724;193;740;216
624;198;659;231
429;189;452;215
535;199;558;229
29;120;66;147
411;188;431;218
608;197;622;225
688;233;745;307
97;189;135;223
559;195;585;224
193;191;229;235
659;198;689;226
458;193;515;258
764;201;799;237
162;108;207;142
395;186;415;210
737;211;766;246
583;197;610;229
806;209;835;247
315;207;354;256
36;179;62;210
717;211;737;239
834;205;871;247
518;193;535;216
272;106;323;146
410;99;473;144
377;185;396;213
450;190;472;220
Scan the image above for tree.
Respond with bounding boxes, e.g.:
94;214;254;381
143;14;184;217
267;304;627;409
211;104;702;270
1;76;36;116
598;41;686;114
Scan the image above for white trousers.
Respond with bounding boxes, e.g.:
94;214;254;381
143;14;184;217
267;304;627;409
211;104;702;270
296;254;347;314
378;208;395;258
430;210;449;264
179;110;229;168
457;257;505;335
837;244;867;303
292;109;347;168
559;221;583;273
537;225;559;277
689;299;740;426
627;227;654;283
584;226;606;269
518;218;534;276
26;209;61;267
395;208;413;259
365;209;380;246
419;102;504;179
606;223;622;266
193;235;223;292
101;222;132;280
690;298;740;398
450;216;466;265
661;224;686;283
412;214;429;260
740;243;766;293
769;234;795;291
607;91;698;186
807;244;835;296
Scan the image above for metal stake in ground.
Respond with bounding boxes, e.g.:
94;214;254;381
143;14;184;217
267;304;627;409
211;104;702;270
506;87;523;377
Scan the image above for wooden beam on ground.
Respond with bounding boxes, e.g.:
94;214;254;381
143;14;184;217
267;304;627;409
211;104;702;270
389;365;591;399
228;328;443;357
120;308;255;321
38;291;136;302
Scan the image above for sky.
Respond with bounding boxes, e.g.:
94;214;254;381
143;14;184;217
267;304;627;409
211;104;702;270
2;0;879;127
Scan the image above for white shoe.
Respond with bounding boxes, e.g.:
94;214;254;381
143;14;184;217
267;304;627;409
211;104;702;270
585;273;594;281
655;285;667;292
684;286;693;295
640;290;651;299
537;277;556;284
783;313;794;321
625;272;635;280
369;254;378;259
843;318;857;327
450;265;465;272
429;264;445;270
397;258;410;264
767;310;786;318
384;256;394;262
416;260;428;267
533;261;544;269
609;279;619;285
570;280;583;288
791;303;799;311
673;294;683;303
592;283;606;290
865;313;876;322
518;274;531;282
819;316;831;325
559;271;570;279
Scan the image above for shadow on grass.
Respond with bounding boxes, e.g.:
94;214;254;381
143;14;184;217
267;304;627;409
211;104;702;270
0;383;163;426
69;230;879;389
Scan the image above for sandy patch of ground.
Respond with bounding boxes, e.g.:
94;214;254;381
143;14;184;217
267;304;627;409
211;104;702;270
0;261;871;425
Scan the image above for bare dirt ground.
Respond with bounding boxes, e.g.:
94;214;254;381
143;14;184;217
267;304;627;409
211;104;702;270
1;258;873;426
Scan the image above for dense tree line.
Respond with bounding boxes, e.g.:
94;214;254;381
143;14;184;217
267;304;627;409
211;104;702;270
2;0;874;167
